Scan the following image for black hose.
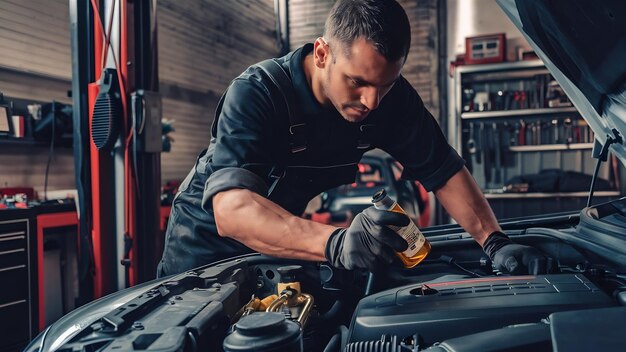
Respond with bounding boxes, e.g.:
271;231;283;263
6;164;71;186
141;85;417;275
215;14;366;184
320;300;344;322
323;333;342;352
439;255;483;277
323;326;349;352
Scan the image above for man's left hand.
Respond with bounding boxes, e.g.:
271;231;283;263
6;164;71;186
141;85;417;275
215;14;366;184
482;231;553;275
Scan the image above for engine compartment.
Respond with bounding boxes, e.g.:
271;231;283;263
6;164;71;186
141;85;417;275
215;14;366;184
349;273;614;346
48;236;626;351
40;199;626;352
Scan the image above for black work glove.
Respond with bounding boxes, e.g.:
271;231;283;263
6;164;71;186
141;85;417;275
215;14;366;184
325;206;410;271
482;231;553;275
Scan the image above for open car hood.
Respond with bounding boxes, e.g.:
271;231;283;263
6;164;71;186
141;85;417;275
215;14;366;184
497;0;626;165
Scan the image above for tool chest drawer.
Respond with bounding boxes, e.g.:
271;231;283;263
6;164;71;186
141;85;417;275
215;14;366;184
0;209;37;352
0;301;31;351
0;230;27;250
0;265;29;305
0;227;28;268
0;218;29;267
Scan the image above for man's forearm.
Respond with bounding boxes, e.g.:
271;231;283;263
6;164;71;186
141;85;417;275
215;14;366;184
213;189;337;261
434;167;501;246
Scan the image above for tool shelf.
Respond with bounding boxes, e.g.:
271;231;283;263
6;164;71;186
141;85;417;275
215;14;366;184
451;60;619;218
508;143;593;152
461;107;577;120
483;191;619;199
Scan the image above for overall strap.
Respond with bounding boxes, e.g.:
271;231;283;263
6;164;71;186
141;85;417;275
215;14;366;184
211;59;306;155
256;59;307;154
257;58;308;196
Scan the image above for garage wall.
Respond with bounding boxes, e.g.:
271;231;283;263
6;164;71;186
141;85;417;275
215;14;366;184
0;0;74;195
0;0;72;80
0;0;280;192
288;0;443;119
444;0;614;196
1;0;444;190
158;0;279;183
445;0;532;140
288;0;334;48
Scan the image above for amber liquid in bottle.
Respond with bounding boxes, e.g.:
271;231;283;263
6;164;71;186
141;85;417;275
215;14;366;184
372;189;431;268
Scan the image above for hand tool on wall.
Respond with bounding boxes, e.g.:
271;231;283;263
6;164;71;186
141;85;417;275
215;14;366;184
494;90;505;110
564;117;573;143
512;122;520;147
551;119;559;144
482;122;492;186
501;122;515;167
467;123;477;173
474;92;491;112
493;123;502;184
463;88;475;112
475;122;482;164
579;120;589;143
525;122;533;145
539;121;553;144
519;120;526;145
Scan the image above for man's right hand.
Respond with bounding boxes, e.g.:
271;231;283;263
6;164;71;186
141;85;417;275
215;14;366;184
324;206;410;271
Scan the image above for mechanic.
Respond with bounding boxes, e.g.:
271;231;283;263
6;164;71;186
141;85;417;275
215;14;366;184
157;0;551;277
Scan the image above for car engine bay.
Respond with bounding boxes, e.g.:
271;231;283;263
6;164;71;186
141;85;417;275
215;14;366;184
40;198;626;352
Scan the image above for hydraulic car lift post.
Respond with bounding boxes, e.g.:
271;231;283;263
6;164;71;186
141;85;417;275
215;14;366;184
70;0;161;300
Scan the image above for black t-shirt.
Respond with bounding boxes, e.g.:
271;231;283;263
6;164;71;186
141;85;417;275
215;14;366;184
157;44;465;276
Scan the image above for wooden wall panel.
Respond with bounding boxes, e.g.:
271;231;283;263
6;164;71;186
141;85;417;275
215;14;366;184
400;0;441;118
0;0;73;195
288;0;335;47
0;69;71;104
0;146;75;196
0;0;71;80
1;0;279;190
158;0;279;183
160;97;215;183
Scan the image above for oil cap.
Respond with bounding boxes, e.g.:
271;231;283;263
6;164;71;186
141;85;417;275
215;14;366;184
223;312;302;352
277;265;302;283
372;189;387;203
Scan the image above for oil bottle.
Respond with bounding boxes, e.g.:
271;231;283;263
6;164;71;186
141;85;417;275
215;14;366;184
372;189;431;268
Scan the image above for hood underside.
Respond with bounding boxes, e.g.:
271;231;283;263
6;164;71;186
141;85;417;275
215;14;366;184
497;0;626;166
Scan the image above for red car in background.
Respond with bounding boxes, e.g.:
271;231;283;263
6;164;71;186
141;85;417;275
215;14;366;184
308;149;431;228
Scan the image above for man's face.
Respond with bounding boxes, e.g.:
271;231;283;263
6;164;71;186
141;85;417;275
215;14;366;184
314;37;404;123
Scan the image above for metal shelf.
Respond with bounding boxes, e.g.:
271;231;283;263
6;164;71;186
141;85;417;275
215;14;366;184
455;60;545;74
508;143;593;152
484;191;620;199
453;60;617;219
461;107;577;119
0;137;72;148
0;137;39;146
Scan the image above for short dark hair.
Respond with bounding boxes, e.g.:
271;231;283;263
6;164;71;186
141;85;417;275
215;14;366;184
323;0;411;63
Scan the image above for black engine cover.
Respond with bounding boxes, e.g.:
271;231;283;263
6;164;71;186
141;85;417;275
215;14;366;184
348;274;614;345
